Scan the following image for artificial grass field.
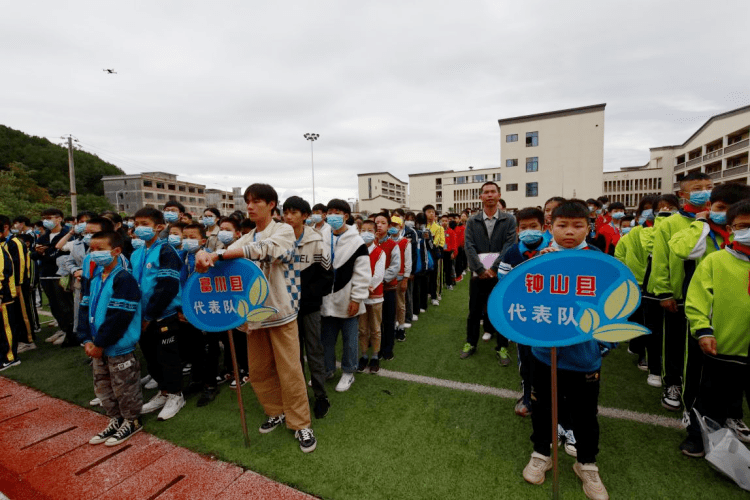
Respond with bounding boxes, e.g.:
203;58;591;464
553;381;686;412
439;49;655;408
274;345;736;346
5;280;749;499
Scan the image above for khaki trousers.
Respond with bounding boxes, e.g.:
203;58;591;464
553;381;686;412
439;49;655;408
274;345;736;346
358;302;383;356
396;284;406;325
246;320;311;430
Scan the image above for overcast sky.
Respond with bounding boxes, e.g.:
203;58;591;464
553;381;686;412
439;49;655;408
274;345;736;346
3;1;749;204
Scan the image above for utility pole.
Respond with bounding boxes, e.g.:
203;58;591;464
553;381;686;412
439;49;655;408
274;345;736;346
304;133;319;204
64;135;78;215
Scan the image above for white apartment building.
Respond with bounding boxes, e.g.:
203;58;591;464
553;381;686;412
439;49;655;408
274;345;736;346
409;167;502;213
205;188;238;215
602;164;664;210
102;172;206;215
357;172;408;215
498;104;606;210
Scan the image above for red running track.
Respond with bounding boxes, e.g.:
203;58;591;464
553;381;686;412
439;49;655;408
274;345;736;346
0;377;314;500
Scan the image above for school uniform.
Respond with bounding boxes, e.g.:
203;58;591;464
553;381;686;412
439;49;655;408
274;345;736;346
376;235;400;360
0;245;17;364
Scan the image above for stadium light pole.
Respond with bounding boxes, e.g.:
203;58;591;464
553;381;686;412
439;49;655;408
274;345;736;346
304;133;319;204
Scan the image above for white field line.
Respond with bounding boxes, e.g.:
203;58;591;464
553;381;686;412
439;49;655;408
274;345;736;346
375;368;684;430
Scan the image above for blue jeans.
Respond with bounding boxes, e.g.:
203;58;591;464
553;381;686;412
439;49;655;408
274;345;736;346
321;316;359;375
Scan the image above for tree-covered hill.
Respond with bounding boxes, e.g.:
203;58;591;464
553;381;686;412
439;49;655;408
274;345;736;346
0;125;124;217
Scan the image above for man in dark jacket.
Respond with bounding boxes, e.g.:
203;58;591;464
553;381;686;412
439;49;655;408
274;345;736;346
461;182;517;363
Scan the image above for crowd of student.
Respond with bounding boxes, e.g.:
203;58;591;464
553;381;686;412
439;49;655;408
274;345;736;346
1;173;749;499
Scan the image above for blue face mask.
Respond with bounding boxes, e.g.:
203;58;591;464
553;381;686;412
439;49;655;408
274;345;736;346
387;227;399;236
621;227;632;235
641;209;654;221
311;214;323;224
327;214;345;230
182;239;200;253
361;232;375;244
83;234;93;245
519;229;543;245
202;216;216;227
689;190;711;207
733;228;750;245
168;234;182;248
709;211;727;225
91;250;114;267
164;211;179;223
43;219;56;231
305;218;313;226
133;226;155;241
126;220;135;228
10;229;18;235
34;229;42;236
74;222;87;235
218;230;234;245
132;239;145;249
611;212;625;220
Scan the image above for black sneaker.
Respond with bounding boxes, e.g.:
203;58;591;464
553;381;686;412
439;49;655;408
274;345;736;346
368;358;380;373
380;352;394;361
679;435;705;457
313;397;331;419
637;357;648;371
0;359;21;372
259;414;285;434
395;329;406;342
357;357;369;373
89;417;124;445
197;386;218;407
295;427;317;453
661;385;683;412
105;418;142;446
60;335;79;348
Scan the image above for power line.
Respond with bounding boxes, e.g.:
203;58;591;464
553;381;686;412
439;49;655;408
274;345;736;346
76;140;162;173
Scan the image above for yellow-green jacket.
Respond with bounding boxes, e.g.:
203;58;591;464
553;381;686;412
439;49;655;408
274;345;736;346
649;213;694;300
669;218;728;264
615;226;647;285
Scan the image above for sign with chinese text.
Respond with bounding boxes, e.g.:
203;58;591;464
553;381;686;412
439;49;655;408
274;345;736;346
487;251;649;347
182;259;277;332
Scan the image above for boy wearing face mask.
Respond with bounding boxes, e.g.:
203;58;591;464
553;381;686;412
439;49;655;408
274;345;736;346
310;204;328;233
390;216;412;340
597;202;626;256
650;172;713;413
131;208;185;421
681;200;750;457
78;231;143;446
202;208;222;252
167;222;186;255
440;215;457;291
357;220;385;373
161;201;185;240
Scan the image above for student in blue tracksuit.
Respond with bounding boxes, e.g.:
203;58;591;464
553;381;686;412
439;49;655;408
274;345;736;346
78;231;143;446
130;208;185;421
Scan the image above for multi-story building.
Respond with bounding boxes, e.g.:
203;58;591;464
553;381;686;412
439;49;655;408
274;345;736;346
232;187;246;214
409;167;502;213
357;172;408;215
498;103;606;210
102;172;206;215
205;188;237;215
602;164;664;210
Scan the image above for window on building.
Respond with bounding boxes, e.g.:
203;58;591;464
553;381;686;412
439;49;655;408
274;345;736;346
189;197;196;203
156;182;165;189
198;189;204;194
179;196;187;202
525;182;538;197
506;134;518;143
143;180;153;187
526;132;538;147
189;187;195;193
455;176;467;184
526;157;538;172
168;184;176;190
506;184;518;192
178;185;186;192
144;192;153;199
506;159;518;167
157;194;166;200
473;174;486;183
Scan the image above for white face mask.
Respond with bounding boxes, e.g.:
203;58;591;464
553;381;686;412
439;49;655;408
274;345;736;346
733;228;750;245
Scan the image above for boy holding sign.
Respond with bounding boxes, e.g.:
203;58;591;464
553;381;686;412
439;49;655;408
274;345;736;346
523;200;611;500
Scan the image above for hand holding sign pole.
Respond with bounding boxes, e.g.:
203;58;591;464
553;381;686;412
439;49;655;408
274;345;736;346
487;251;649;499
183;259;277;447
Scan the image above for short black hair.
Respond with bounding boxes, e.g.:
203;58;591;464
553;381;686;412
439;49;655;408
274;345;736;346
134;207;165;225
361;219;376;230
41;208;64;218
86;216;115;233
164;201;186;213
100;210;123;224
374;212;390;224
64;216;76;223
0;215;10;231
91;231;124;250
679;171;711;190
481;181;500;192
499;198;507;209
597;196;609;204
13;216;30;226
710;184;750;205
183;213;193;220
244;183;278;209
393;208;405;217
608;202;625;211
241;219;256;231
204;207;221;218
422;204;435;213
218;217;240;232
170;221;187;232
552;199;589;222
312;203;327;213
283;196;312;216
183;222;207;239
585;199;602;208
229;210;246;221
657;194;680;211
544;196;566;209
326;199;351;216
515;207;544;226
415;212;426;225
439;214;449;220
728;200;750;227
76;211;97;222
636;194;659;217
405;211;416;220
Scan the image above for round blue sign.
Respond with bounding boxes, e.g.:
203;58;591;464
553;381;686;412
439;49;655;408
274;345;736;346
182;259;277;332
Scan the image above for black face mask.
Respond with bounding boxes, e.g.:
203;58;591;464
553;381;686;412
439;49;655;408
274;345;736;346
449;221;457;230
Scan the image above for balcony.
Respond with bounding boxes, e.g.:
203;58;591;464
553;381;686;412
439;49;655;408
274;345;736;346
703;149;723;161
725;139;749;154
673;182;680;189
723;164;748;178
707;171;722;180
686;157;702;167
675;162;686;171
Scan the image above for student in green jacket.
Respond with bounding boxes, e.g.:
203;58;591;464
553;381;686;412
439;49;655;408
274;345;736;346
680;200;750;457
650;172;713;412
669;184;750;420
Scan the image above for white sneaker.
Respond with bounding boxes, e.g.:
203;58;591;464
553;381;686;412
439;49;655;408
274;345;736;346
646;374;662;387
431;299;439;306
17;342;37;353
726;418;750;443
145;379;158;390
141;392;168;414
523;452;553;485
402;323;411;329
53;334;67;345
140;374;152;386
157;393;185;421
335;373;355;392
420;309;426;313
482;332;492;342
89;397;102;406
46;330;65;343
412;315;418;321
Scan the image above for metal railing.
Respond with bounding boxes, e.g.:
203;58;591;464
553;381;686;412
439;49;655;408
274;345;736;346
703;149;723;161
687;157;702;167
675;162;686;171
725;139;749;154
723;164;749;177
707;171;722;179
